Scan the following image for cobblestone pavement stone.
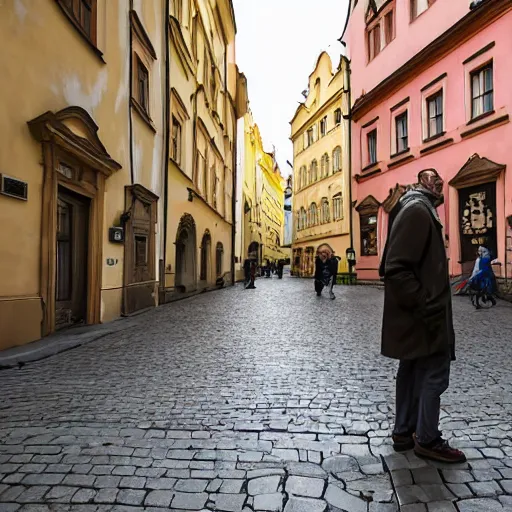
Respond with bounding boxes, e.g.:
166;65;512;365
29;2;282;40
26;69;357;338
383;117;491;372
0;277;511;511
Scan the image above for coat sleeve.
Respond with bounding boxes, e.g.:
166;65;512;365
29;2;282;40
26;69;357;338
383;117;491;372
314;258;321;280
384;203;431;309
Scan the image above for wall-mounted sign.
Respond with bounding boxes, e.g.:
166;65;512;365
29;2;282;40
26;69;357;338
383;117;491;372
0;174;28;200
109;226;124;243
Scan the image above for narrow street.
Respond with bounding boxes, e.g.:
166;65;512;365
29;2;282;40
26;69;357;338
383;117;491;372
1;278;511;512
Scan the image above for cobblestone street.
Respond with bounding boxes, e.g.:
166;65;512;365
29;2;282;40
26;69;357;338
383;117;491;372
1;277;512;512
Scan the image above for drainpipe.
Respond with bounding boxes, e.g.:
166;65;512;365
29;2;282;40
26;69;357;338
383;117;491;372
340;48;354;270
128;0;135;186
231;116;237;286
161;0;171;301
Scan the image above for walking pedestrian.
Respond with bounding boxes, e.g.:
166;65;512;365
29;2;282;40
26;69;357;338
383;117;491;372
246;259;257;289
469;246;497;308
243;258;251;288
265;259;271;278
277;259;284;279
381;169;466;463
314;244;338;300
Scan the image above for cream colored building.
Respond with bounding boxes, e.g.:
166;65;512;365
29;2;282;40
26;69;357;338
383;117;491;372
290;52;351;277
163;0;247;300
0;0;167;350
0;0;246;351
234;113;287;279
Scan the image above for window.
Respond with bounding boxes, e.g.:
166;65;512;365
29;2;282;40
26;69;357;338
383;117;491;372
58;0;97;43
171;116;182;164
360;214;378;256
200;232;211;281
427;91;443;139
301;166;308;187
368;24;381;62
307;128;314;146
299;207;307;230
210;165;217;206
135;235;148;267
471;63;493;119
321;153;329;178
367;130;377;165
395;112;408;154
411;0;435;20
310;203;318;226
333;146;341;172
334;109;342;126
385;11;394;45
303;132;309;149
333;195;343;221
320;117;327;137
136;58;150;115
310;160;318;182
321;198;330;224
216;242;223;277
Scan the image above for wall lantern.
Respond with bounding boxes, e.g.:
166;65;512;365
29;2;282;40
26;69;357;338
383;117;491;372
346;247;356;269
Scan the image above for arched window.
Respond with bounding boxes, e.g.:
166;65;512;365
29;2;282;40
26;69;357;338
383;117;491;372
333;146;342;172
301;166;308;188
333;194;343;221
216;242;223;277
300;207;307;230
310;160;318;182
310;203;318;226
200;231;211;281
321;198;330;224
321;153;329;179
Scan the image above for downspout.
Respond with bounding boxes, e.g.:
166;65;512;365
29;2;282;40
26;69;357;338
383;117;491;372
340;50;354;260
231;111;237;286
161;0;171;300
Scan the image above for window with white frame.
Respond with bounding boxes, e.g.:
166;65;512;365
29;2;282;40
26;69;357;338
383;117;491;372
310;203;318;226
310;160;318;182
171;116;182;164
321;198;330;224
395;112;408;154
321;153;329;178
426;91;443;139
333;146;341;172
333;194;343;221
471;62;493;119
411;0;435;20
334;108;342;126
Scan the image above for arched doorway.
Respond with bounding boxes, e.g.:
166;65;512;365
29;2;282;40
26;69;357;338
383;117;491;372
216;242;224;277
175;214;197;292
200;230;212;282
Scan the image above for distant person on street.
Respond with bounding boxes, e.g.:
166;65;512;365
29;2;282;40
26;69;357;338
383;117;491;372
381;169;466;463
314;244;338;300
246;260;257;289
243;258;251;288
265;259;272;278
277;259;284;279
469;246;497;308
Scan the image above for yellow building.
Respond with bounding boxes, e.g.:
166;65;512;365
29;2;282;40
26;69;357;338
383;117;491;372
0;0;167;350
260;152;287;266
234;113;287;279
163;0;247;299
290;52;351;277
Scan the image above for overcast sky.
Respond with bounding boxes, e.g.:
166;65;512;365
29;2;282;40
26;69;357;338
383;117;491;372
233;0;350;176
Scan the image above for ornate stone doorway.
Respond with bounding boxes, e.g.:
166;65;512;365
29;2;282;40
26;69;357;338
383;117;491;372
175;214;197;293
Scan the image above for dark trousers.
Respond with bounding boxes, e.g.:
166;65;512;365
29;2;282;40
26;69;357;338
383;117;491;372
393;352;451;444
315;279;333;295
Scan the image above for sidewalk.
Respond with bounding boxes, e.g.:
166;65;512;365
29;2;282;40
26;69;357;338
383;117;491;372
0;317;138;370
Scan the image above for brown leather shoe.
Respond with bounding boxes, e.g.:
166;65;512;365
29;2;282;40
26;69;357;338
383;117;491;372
392;433;415;452
414;435;466;463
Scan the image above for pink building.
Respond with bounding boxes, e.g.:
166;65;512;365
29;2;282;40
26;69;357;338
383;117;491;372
343;0;512;287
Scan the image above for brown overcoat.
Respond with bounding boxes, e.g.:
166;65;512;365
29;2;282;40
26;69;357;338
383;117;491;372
381;193;455;361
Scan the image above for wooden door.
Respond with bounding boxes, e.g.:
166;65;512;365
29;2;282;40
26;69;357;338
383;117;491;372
55;188;89;329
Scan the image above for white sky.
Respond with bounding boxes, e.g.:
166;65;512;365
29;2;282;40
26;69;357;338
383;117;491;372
233;0;350;176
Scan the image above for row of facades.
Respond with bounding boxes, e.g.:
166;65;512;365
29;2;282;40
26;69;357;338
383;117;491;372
291;0;512;292
0;0;258;351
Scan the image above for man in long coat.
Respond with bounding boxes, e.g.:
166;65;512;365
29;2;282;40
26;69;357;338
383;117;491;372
381;169;466;463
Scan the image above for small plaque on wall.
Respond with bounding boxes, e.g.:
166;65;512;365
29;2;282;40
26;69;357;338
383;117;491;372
0;174;28;200
109;227;124;243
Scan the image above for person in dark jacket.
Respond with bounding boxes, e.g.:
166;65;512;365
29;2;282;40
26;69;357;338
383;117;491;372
277;260;284;279
381;169;466;464
314;244;338;299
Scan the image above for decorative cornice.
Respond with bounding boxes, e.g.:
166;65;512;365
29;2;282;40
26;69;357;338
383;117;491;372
352;0;512;121
28;106;121;176
130;10;157;60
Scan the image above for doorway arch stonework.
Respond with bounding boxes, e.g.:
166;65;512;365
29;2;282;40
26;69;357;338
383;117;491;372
175;213;197;292
28;106;121;336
